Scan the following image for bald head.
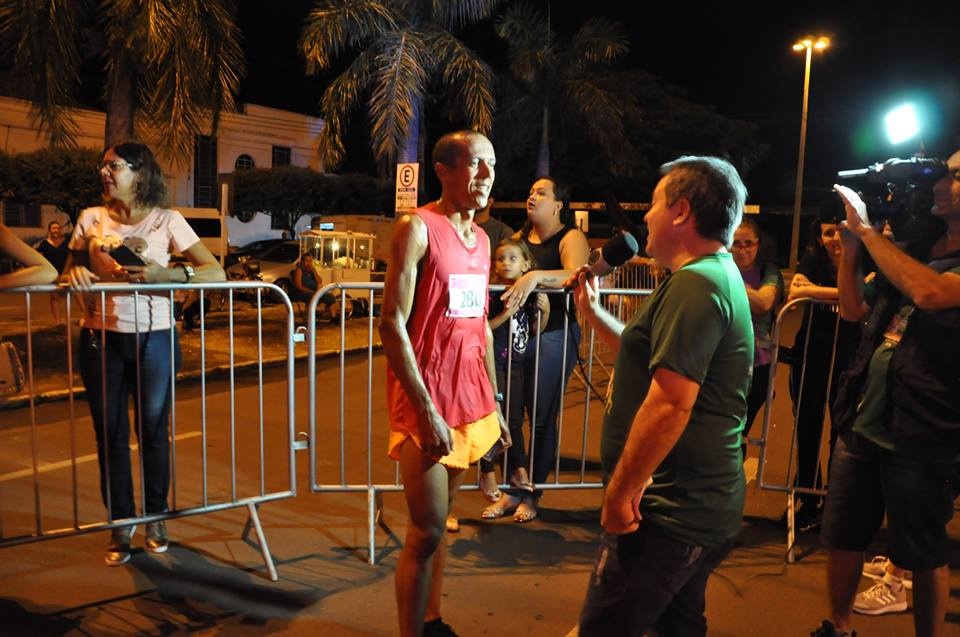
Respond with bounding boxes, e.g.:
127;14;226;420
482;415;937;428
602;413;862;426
432;131;496;213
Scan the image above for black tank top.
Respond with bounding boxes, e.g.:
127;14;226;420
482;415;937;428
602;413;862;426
523;225;576;333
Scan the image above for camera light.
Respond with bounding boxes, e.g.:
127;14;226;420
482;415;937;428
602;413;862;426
885;103;920;145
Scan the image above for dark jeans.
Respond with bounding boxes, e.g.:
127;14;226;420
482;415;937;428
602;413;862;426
480;360;527;476
80;328;180;520
578;522;734;637
741;363;771;459
525;323;580;485
789;342;841;508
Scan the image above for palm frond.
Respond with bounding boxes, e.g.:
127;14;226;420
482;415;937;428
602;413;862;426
0;0;89;146
367;27;428;164
428;28;494;134
494;2;555;85
569;17;628;67
130;0;244;165
300;0;401;72
317;46;379;167
563;76;642;176
431;0;503;31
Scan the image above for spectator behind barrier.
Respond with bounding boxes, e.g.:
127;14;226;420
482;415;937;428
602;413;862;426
730;217;783;459
784;206;861;533
63;141;225;567
0;222;57;288
500;176;590;522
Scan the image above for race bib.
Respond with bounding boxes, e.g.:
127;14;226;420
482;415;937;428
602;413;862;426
447;273;486;318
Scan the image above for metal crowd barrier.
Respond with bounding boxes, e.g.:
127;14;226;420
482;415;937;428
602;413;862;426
305;283;652;564
752;296;844;563
0;281;297;580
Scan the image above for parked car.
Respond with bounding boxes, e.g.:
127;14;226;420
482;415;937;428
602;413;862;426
223;238;285;269
225;231;378;309
226;240;301;300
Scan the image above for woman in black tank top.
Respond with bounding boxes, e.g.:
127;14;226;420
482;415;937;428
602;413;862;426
492;176;589;523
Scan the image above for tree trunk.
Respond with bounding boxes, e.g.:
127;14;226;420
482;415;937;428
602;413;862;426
536;104;550;177
104;53;137;148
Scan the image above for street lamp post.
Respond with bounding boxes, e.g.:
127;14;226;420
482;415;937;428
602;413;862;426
788;36;830;272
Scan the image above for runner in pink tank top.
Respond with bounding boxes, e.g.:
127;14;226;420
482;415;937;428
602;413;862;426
386;203;494;437
380;131;510;637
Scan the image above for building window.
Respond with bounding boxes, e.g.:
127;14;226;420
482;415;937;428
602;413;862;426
235;154;255;171
193;135;218;207
272;145;291;166
1;201;41;227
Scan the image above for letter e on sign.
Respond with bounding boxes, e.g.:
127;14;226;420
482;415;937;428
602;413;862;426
395;162;420;213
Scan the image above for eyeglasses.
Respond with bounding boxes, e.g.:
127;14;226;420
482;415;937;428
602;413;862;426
732;240;758;249
99;159;132;173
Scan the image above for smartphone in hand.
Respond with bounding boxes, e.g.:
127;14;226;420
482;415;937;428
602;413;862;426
109;244;146;267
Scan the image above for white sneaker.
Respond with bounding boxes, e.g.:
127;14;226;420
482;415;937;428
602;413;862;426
862;555;913;590
853;574;908;615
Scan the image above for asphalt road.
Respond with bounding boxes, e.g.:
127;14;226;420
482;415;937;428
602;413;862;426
0;295;957;635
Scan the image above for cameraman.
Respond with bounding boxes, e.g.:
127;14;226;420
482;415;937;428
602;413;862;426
813;152;960;637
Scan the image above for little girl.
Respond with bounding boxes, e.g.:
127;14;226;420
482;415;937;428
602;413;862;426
480;238;549;523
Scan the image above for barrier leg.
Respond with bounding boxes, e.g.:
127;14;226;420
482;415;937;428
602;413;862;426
786;490;796;564
243;502;279;581
368;488;380;565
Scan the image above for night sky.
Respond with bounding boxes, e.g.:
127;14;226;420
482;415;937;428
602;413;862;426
235;0;960;205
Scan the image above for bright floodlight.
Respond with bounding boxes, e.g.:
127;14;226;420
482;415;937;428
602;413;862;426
885;103;920;145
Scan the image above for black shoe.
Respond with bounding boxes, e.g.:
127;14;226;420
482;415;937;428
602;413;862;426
795;504;822;533
810;619;856;636
423;617;459;637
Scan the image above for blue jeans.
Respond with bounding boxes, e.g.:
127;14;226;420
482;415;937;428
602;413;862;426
578;522;734;637
80;328;180;520
525;323;580;485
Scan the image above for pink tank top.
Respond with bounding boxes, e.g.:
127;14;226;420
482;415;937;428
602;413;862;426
387;205;494;432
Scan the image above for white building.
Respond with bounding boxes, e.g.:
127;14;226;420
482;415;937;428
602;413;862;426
0;95;324;246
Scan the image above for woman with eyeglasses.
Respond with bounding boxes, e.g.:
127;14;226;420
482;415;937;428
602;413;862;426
731;218;783;459
63;141;225;566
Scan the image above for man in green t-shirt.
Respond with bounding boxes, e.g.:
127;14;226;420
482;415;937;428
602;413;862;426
570;156;754;636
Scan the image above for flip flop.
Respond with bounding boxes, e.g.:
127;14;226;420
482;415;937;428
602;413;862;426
513;496;538;523
481;493;521;519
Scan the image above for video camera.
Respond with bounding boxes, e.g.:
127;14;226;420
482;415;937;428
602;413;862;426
836;157;948;223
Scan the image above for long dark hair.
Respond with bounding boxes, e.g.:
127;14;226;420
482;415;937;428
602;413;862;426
108;142;168;208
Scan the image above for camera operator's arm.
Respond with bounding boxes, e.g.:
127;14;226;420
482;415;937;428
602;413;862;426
837;227;870;321
836;184;960;310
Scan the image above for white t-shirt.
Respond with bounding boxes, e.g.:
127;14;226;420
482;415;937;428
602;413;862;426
68;206;200;332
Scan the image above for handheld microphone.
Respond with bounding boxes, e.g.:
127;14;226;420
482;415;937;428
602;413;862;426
566;232;639;289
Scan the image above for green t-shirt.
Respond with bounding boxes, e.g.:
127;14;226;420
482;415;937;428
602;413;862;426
601;252;754;547
853;297;960;464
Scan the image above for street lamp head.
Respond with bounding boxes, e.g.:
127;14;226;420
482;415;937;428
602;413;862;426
792;36;831;52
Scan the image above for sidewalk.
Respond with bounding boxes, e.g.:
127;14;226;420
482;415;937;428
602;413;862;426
0;301;378;410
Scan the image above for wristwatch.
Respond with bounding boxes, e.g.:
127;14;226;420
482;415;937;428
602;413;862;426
176;262;196;283
493;392;504;404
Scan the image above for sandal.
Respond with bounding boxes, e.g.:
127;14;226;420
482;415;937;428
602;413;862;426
479;471;502;502
509;468;535;493
445;514;460;533
481;493;521;520
513;495;538;524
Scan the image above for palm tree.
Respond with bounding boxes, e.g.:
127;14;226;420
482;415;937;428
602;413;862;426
494;1;637;178
0;0;244;164
299;0;500;172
